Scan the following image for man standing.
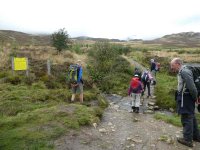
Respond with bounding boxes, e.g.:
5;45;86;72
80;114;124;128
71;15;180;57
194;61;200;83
71;60;83;103
170;58;200;147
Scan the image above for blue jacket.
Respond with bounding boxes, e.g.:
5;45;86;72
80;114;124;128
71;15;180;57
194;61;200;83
77;66;83;83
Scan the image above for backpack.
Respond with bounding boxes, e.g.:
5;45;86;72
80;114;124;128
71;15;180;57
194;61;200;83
155;62;160;71
130;77;140;93
141;72;149;82
186;65;200;94
68;64;80;84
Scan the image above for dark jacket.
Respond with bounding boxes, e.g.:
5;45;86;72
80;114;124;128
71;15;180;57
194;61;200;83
150;62;156;71
176;65;197;114
176;90;196;114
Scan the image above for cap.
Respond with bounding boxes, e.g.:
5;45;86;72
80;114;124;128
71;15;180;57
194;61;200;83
150;59;154;62
134;74;139;77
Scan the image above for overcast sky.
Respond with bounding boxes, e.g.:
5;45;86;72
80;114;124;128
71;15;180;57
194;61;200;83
0;0;200;40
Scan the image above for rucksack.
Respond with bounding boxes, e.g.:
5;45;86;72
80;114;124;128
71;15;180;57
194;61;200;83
141;72;149;82
68;64;80;84
186;65;200;94
155;62;160;71
130;77;140;93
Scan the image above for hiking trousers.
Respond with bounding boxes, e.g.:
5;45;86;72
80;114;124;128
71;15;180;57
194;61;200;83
151;70;156;83
181;114;200;142
143;81;151;96
131;93;141;107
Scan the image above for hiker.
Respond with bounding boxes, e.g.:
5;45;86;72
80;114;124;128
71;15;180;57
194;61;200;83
70;60;83;103
150;59;157;85
133;67;142;80
141;69;153;98
128;74;143;113
170;58;200;147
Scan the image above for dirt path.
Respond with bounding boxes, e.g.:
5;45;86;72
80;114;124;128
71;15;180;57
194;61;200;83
55;58;200;150
55;88;200;150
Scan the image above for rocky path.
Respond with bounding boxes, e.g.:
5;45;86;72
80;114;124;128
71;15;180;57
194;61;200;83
55;88;200;150
55;58;200;150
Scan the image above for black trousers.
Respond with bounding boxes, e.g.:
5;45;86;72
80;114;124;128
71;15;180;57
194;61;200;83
181;114;200;142
143;81;151;96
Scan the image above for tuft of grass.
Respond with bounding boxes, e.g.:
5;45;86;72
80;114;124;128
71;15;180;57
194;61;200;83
154;113;200;128
154;72;177;109
154;113;181;127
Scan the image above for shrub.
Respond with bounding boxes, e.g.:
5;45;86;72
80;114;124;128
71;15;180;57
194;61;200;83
51;28;70;53
6;74;22;85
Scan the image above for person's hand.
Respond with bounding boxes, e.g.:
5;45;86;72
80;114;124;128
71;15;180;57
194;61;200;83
196;96;200;104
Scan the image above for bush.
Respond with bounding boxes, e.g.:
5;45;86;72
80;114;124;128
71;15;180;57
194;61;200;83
6;74;22;85
0;71;8;79
40;75;62;89
23;73;36;85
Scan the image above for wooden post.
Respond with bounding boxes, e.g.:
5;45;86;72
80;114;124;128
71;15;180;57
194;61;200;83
26;58;29;77
11;57;14;75
47;59;51;75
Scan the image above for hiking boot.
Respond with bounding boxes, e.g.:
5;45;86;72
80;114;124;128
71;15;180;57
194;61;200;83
132;106;136;111
177;138;193;147
193;138;200;142
152;81;156;85
135;107;139;113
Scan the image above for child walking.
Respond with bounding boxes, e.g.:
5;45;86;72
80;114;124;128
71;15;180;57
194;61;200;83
128;74;143;113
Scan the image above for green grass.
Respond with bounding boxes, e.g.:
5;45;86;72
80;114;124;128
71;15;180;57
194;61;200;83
154;113;200;128
154;113;181;127
0;83;106;149
154;72;177;109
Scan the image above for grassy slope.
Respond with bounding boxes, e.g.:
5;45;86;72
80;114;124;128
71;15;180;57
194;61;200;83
0;82;107;149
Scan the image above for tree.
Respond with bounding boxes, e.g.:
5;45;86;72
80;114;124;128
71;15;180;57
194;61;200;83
51;28;70;53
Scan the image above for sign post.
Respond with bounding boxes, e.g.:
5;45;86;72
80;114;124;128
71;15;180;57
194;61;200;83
12;57;29;76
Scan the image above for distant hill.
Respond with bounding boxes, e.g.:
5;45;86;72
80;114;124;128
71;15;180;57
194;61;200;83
72;36;125;42
144;32;200;47
0;30;51;46
1;30;200;47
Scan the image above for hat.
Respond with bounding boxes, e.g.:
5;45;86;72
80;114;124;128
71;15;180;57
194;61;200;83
134;74;139;77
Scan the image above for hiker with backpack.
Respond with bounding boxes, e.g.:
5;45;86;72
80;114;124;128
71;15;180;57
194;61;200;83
128;74;143;113
171;58;200;147
133;67;142;81
69;60;83;103
141;69;153;98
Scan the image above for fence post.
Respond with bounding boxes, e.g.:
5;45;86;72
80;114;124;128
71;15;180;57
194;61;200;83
26;58;29;77
11;57;14;75
47;59;51;75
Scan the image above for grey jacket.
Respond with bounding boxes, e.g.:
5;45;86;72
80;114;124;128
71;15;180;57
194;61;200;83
178;65;198;100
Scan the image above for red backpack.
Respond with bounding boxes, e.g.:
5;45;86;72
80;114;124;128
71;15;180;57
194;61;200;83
130;77;140;93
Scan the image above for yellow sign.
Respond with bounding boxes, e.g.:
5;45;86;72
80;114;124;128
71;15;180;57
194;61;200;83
14;57;28;70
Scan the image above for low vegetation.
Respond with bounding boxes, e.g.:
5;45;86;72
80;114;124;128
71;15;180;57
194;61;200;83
1;31;200;149
87;42;132;95
154;113;200;128
0;81;108;149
